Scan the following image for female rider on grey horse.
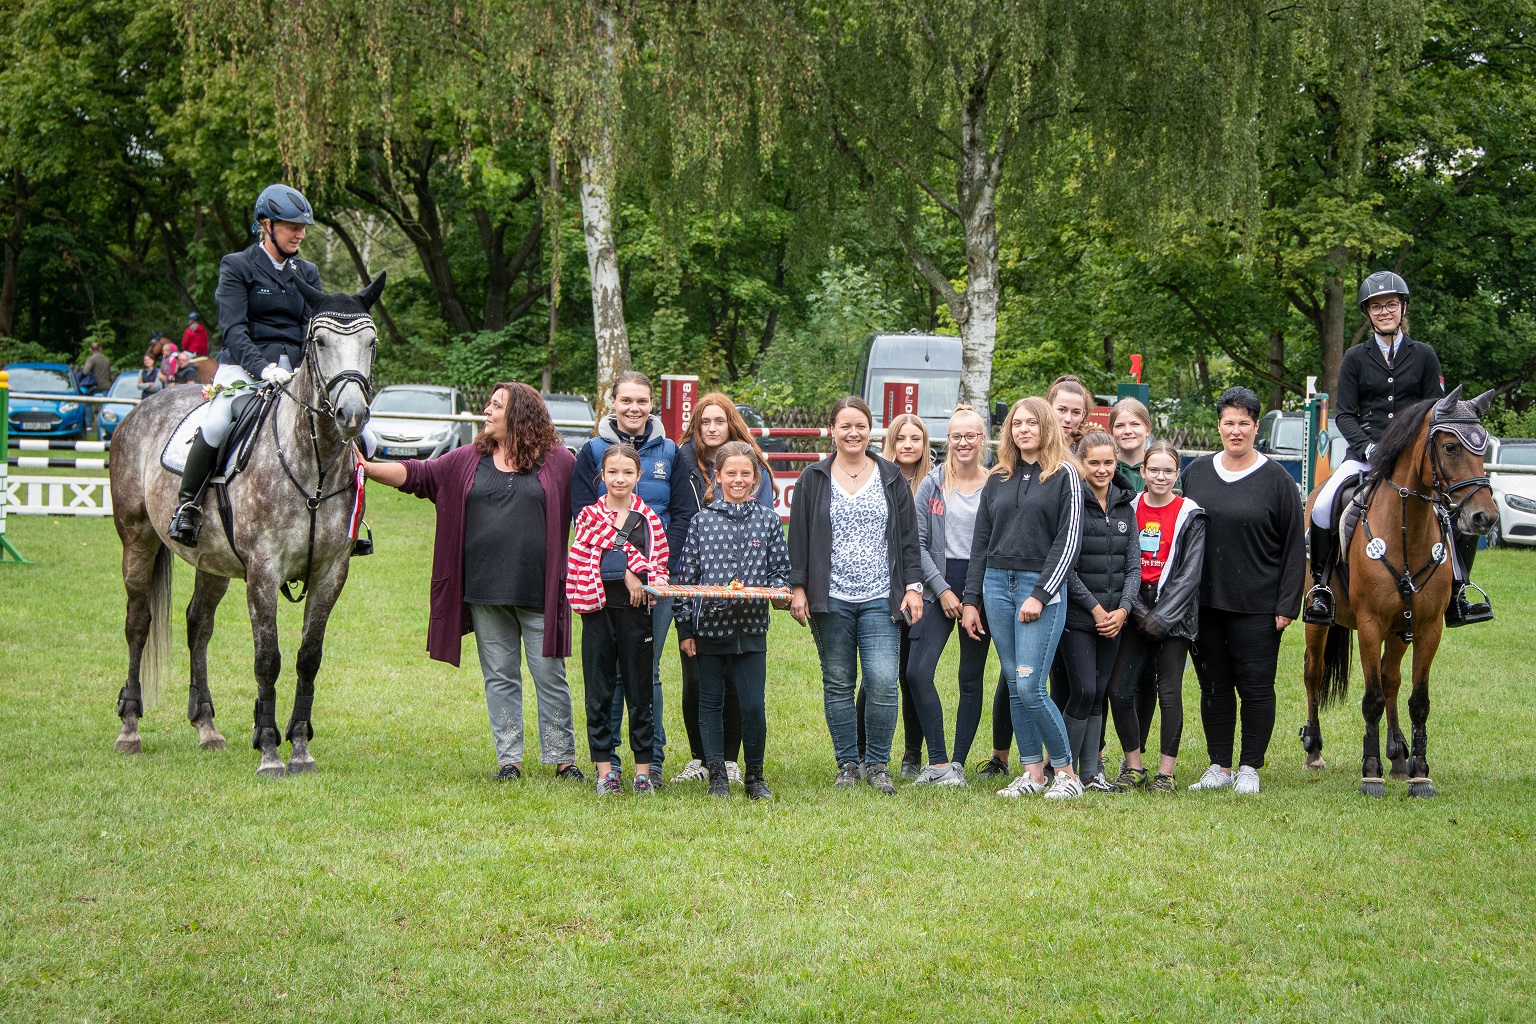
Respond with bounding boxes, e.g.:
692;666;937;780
167;184;378;551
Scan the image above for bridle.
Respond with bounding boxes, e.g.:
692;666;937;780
1357;401;1491;642
266;310;378;602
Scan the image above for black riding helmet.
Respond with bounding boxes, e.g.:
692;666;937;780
1357;270;1409;311
251;184;315;233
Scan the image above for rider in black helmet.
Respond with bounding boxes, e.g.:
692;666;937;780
1304;270;1491;628
167;184;378;554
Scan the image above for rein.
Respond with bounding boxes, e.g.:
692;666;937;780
268;311;376;603
1356;415;1490;643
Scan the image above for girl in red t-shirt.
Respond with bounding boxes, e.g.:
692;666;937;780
1106;441;1207;792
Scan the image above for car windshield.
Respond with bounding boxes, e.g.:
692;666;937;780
1494;445;1536;467
545;400;593;425
7;367;74;393
867;373;961;419
1272;417;1304;452
372;390;452;415
735;405;766;428
108;374;142;398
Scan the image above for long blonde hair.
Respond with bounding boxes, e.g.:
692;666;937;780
882;412;931;496
994;396;1075;482
943;405;989;494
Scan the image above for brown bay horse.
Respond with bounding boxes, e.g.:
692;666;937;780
1300;387;1499;797
108;277;383;776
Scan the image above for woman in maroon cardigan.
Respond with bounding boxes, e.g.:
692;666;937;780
361;381;584;782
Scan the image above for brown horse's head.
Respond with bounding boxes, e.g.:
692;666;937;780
1369;385;1500;535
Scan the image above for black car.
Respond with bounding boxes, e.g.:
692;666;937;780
736;403;787;454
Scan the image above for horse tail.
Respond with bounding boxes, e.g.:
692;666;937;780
1319;625;1352;709
139;545;174;709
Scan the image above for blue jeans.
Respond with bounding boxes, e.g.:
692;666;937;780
983;569;1070;768
810;597;901;767
608;597;671;769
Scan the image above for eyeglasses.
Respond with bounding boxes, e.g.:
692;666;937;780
1367;299;1402;313
947;432;982;443
1144;467;1179;477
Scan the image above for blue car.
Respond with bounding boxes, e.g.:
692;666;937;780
5;362;91;440
96;370;144;441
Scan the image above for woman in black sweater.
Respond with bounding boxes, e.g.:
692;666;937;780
1061;431;1139;790
960;397;1085;800
1179;387;1305;795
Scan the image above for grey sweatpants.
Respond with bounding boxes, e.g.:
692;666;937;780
469;604;576;766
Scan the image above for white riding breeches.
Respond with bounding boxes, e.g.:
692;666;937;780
200;362;379;455
1311;459;1370;528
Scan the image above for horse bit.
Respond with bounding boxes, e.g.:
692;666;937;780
1356;409;1490;643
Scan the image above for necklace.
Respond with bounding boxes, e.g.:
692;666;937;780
836;457;870;483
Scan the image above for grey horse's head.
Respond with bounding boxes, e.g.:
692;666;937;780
295;274;386;440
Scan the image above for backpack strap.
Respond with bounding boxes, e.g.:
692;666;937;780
610;510;648;555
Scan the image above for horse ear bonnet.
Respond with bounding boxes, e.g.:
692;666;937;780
1430;384;1490;455
355;271;387;312
295;278;327;310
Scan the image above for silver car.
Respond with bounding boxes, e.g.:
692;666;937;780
543;392;596;453
369;385;475;461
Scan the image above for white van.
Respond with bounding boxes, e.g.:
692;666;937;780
857;332;964;436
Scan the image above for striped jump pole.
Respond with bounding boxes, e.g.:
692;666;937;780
0;370;30;563
7;438;109;452
7;456;109;470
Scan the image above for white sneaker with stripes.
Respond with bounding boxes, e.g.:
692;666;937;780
997;773;1047;798
669;759;709;784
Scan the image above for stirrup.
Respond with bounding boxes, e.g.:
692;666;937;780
168;502;203;546
1445;582;1493;628
351;521;373;557
1302;583;1335;625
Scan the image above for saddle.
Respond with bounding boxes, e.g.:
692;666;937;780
162;388;277;557
1332;473;1370;593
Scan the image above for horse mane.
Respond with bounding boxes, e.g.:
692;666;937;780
1367;396;1436;477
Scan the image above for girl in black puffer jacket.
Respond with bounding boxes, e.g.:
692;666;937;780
673;443;791;800
1062;432;1141;786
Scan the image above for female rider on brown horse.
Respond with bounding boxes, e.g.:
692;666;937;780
1304;270;1491;629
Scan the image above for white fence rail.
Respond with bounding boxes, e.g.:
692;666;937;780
2;475;113;516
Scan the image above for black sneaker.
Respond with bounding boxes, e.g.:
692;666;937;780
495;763;521;780
556;764;587;783
743;764;773;801
649;769;666;791
1149;772;1177;793
864;765;897;795
978;756;1009;779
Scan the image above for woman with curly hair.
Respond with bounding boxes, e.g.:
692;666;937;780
361;381;585;784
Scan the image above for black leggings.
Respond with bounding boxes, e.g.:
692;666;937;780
681;652;741;763
1108;626;1188;761
1191;607;1282;770
903;565;993;764
696;651;766;767
581;600;654;764
1059;626;1118;720
857;622;923;762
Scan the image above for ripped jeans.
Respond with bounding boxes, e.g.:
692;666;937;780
982;568;1070;769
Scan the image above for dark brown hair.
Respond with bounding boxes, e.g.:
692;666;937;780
474;381;560;472
610;369;652;399
828;395;873;429
601;442;642;474
683;393;776;501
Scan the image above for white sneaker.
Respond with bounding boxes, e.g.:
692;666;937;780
997;773;1047;798
1188;764;1234;791
936;762;968;788
670;759;709;784
1043;773;1085;800
726;761;742;784
1233;765;1261;794
911;763;950;785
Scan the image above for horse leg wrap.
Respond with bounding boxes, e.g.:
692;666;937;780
285;694;315;743
252;698;279;750
1298;722;1323;754
116;684;143;718
188;682;215;722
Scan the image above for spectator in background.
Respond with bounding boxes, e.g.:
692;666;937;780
80;342;111;394
158;341;180;383
172;350;198;384
137;353;162;397
182;312;210;357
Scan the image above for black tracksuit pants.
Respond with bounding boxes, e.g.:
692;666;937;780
582;585;655;764
696;650;767;767
1191;607;1283;770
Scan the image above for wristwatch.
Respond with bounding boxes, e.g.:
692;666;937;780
905;582;924;593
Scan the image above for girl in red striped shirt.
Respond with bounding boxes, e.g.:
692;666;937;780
566;444;670;794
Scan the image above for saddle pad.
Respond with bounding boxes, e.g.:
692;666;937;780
160;404;239;477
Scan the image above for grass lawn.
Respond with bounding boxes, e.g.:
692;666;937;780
2;484;1534;1022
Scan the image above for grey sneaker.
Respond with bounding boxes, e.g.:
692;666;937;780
1113;763;1148;792
1149;772;1177;793
864;765;897;794
833;762;862;787
936;762;968;788
595;770;623;796
912;763;955;786
1233;765;1261;794
1189;764;1234;791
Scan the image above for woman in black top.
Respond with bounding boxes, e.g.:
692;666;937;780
1061;432;1139;790
1179;387;1305;795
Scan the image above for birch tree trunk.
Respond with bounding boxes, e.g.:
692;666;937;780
579;0;630;419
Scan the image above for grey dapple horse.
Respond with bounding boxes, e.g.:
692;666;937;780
108;277;384;776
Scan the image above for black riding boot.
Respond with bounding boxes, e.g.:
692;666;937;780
1303;521;1337;625
168;431;219;546
1445;529;1493;628
707;761;730;798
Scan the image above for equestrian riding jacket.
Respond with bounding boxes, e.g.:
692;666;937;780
215;243;323;379
1333;334;1444;463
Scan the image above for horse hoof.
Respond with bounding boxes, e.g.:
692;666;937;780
256;759;286;778
1407;778;1437;798
286;755;317;774
1360;778;1386;798
1304;754;1327;771
1389;766;1409;780
116;736;142;755
200;735;227;752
